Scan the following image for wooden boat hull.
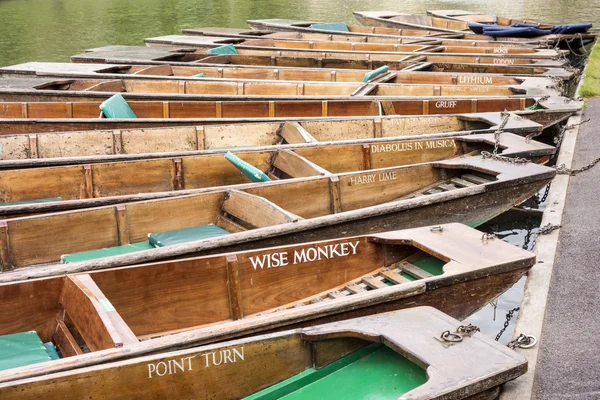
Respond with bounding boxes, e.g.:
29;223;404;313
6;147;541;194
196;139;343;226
0;112;546;162
69;46;573;78
0;157;554;273
142;33;562;59
0;224;533;392
0;62;566;90
245;18;542;46
0;307;528;399
0;131;553;211
0;77;559;99
143;37;565;66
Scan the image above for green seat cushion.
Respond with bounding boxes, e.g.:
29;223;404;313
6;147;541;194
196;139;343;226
192;73;205;78
1;197;62;206
99;93;138;119
0;331;56;371
362;66;389;83
244;343;426;399
61;241;155;264
225;151;271;182
148;224;230;247
206;44;238;55
310;22;349;32
43;342;60;360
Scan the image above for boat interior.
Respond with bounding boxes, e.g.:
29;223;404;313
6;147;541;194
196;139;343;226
0;233;446;367
0;160;510;269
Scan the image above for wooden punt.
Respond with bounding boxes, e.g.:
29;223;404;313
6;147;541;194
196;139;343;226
0;76;558;99
70;45;573;78
0;156;554;272
427;10;561;28
245;18;545;46
172;30;563;58
0;62;565;89
0;131;553;214
0;96;580;135
143;35;564;66
353;11;598;43
0;304;528;399
0;112;546;162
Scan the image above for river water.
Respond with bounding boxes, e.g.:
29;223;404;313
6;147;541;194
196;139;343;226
0;0;587;340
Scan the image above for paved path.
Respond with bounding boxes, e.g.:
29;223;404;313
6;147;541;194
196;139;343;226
534;97;600;399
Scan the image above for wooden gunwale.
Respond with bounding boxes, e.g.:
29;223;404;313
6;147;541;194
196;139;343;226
142;38;564;66
0;119;547;165
141;34;562;59
0;157;554;273
0;224;533;391
0;77;558;98
0;132;554;211
244;18;552;45
68;46;572;78
0;62;562;87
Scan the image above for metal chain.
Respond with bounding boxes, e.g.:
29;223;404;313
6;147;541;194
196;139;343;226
481;232;496;242
522;227;533;250
556;157;600;176
539;223;561;235
482;111;530;164
507;333;538;349
533;183;551;205
456;324;480;336
495;307;520;341
440;323;481;343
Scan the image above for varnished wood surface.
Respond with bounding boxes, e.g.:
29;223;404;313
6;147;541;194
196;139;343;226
0;224;532;390
0;157;553;274
69;46;572;78
0;307;527;399
0;132;553;209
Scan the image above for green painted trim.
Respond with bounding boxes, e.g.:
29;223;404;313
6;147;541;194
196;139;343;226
224;151;271;182
61;241;154;264
362;66;389;83
1;197;62;206
206;44;238;55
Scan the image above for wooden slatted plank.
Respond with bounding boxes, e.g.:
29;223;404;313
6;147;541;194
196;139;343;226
438;183;458;191
327;290;344;299
345;283;366;294
450;177;476;187
361;276;387;289
380;269;410;284
424;188;442;195
310;297;324;304
462;174;492;185
399;262;434;279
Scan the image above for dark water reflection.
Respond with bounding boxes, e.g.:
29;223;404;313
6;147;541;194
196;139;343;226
1;0;600;66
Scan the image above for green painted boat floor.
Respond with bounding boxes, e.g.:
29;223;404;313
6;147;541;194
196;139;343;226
61;241;154;264
1;197;62;206
148;224;230;247
244;343;427;400
402;255;446;282
0;331;59;371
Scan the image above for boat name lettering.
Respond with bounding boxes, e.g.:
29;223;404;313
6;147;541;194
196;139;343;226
434;100;457;109
493;48;509;53
371;139;454;153
493;58;515;65
147;356;196;379
457;75;493;85
201;347;244;367
249;241;360;270
349;171;397;185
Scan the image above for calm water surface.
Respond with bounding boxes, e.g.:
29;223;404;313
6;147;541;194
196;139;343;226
1;0;600;66
0;0;581;339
